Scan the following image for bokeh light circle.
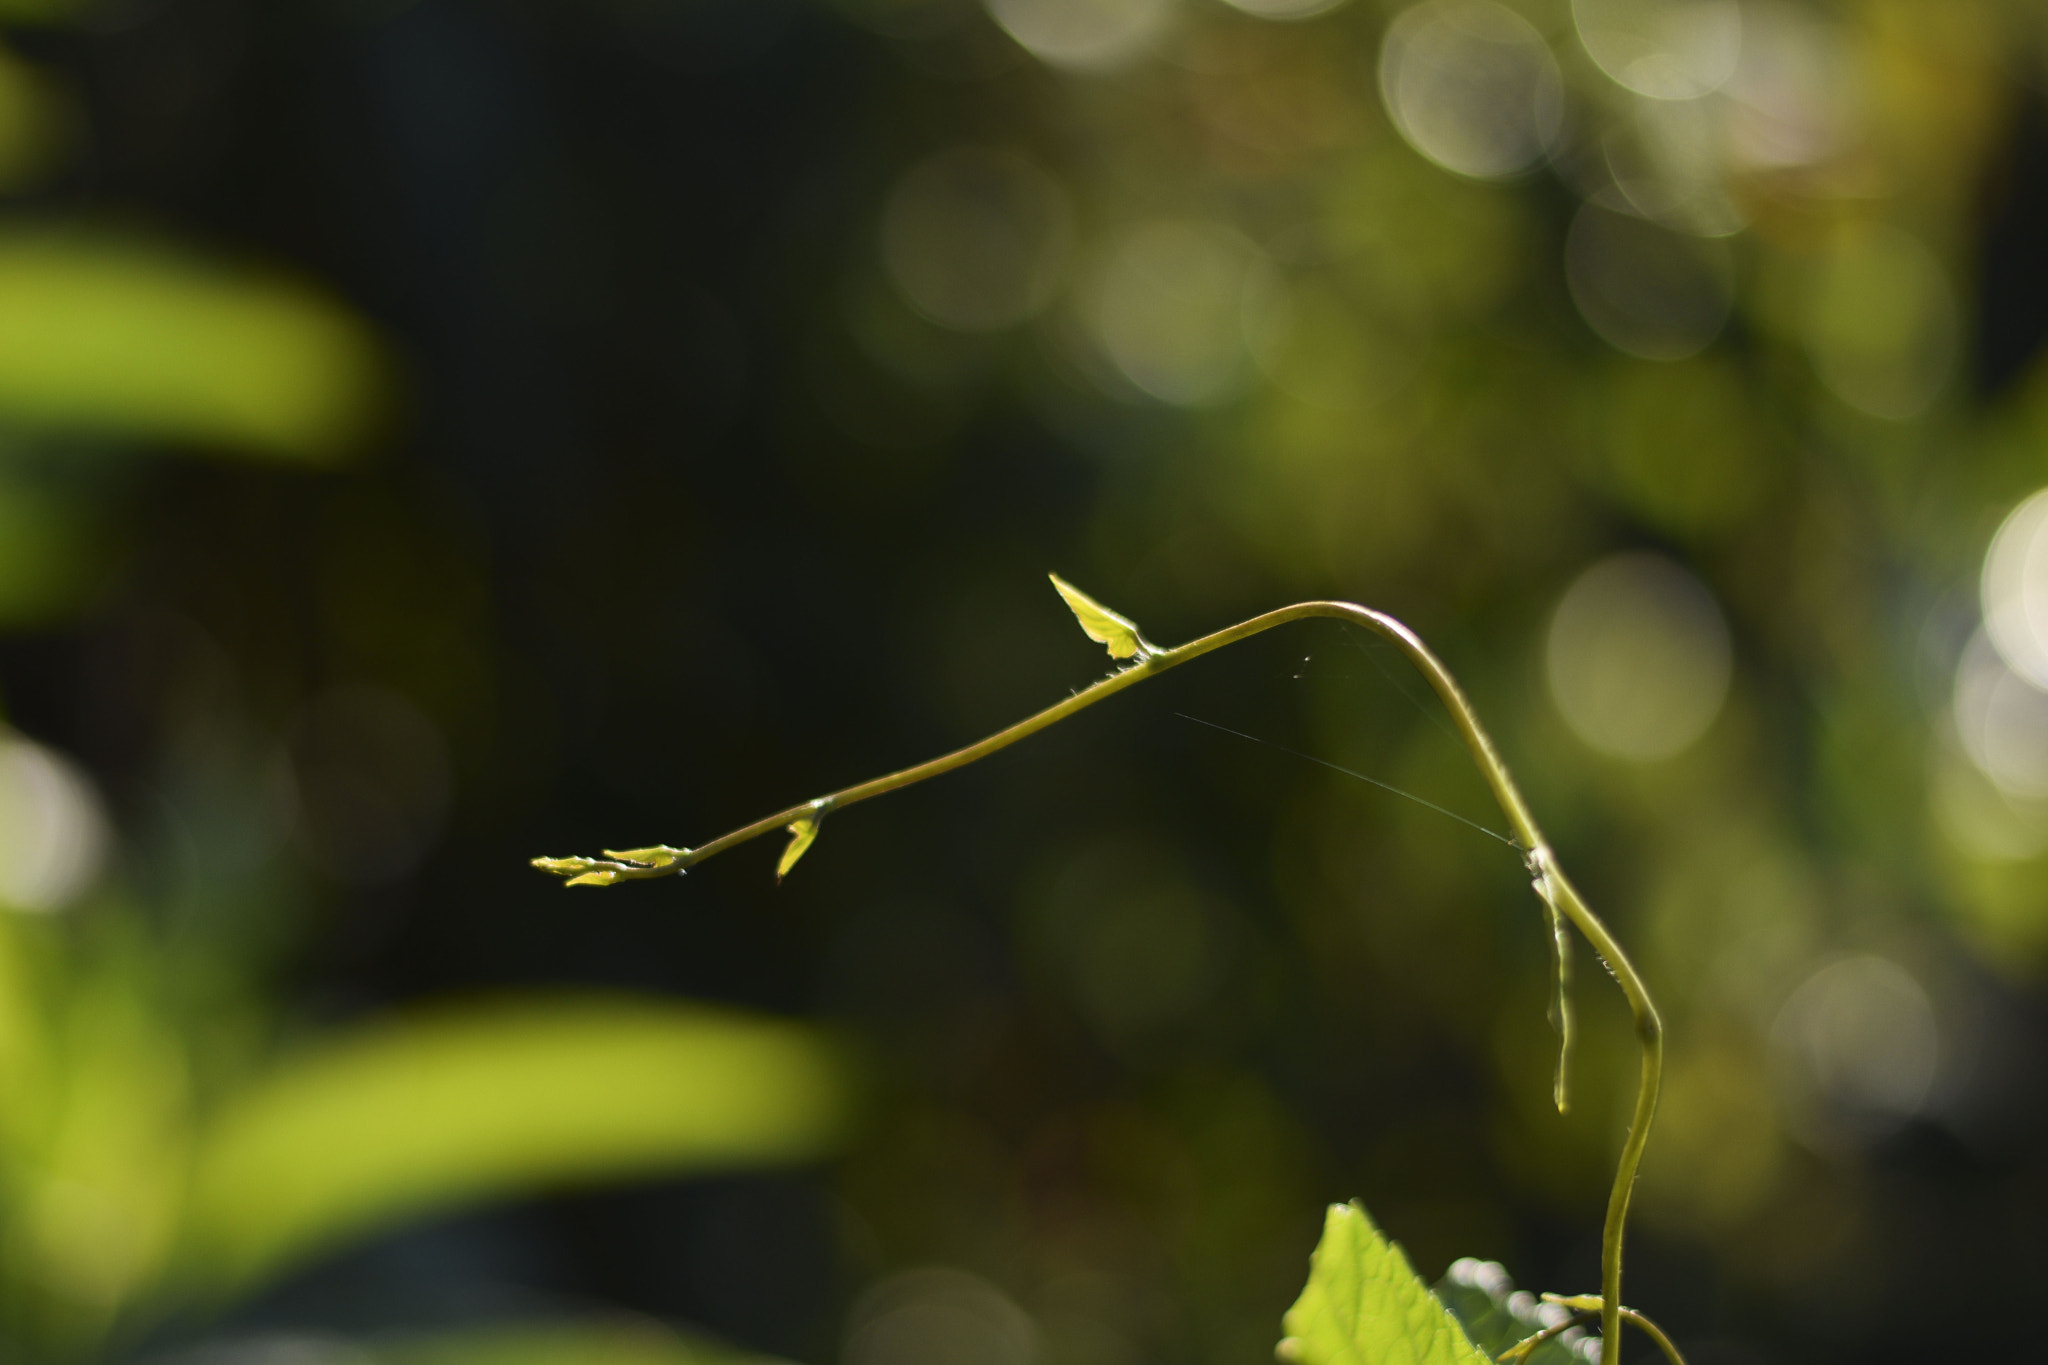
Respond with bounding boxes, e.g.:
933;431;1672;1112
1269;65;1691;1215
1085;219;1281;406
1565;204;1733;360
1546;552;1732;762
1952;627;2048;801
845;1267;1040;1365
880;148;1075;333
1723;0;1849;171
1572;0;1741;101
1610;94;1748;238
1378;0;1563;180
1221;0;1350;18
0;732;109;912
1983;487;2048;690
1772;955;1938;1143
981;0;1173;72
1930;743;2048;864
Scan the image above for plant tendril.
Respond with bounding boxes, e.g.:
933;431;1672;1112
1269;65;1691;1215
531;594;1664;1364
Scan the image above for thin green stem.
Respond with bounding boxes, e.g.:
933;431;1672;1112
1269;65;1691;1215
1496;1312;1594;1364
533;599;1663;1363
1618;1308;1687;1365
1544;1297;1688;1365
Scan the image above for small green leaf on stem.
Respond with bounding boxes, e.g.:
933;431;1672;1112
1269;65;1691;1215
1527;848;1573;1116
1548;902;1573;1115
531;850;689;887
532;856;616;886
776;818;819;882
604;846;690;869
1049;573;1150;661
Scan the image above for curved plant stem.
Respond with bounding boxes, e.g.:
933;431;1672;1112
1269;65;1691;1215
533;599;1664;1362
1497;1313;1595;1363
1543;1297;1688;1365
1614;1308;1688;1365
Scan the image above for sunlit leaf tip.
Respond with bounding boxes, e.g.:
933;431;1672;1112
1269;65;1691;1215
1279;1200;1492;1365
534;847;693;888
604;845;690;869
1049;572;1150;661
532;858;620;887
533;856;607;884
776;817;819;882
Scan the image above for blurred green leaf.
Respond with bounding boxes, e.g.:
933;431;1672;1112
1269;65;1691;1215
14;950;191;1323
1277;1201;1490;1365
775;817;818;882
181;996;854;1289
1049;573;1147;661
0;230;385;461
382;1319;792;1365
1434;1261;1581;1365
0;911;53;1162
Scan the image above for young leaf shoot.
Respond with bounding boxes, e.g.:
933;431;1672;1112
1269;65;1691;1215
776;816;819;882
1049;572;1152;660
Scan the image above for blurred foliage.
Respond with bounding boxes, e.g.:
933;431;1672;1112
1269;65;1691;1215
1435;1256;1582;1365
0;232;386;462
0;3;856;1361
382;1320;795;1365
0;0;2043;1362
0;891;849;1357
184;999;851;1292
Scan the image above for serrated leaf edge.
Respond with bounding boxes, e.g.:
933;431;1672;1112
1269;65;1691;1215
1278;1201;1493;1365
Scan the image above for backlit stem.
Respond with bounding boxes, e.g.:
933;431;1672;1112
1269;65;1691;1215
534;599;1663;1362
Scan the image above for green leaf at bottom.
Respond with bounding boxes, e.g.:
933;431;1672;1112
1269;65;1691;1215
1277;1201;1492;1365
